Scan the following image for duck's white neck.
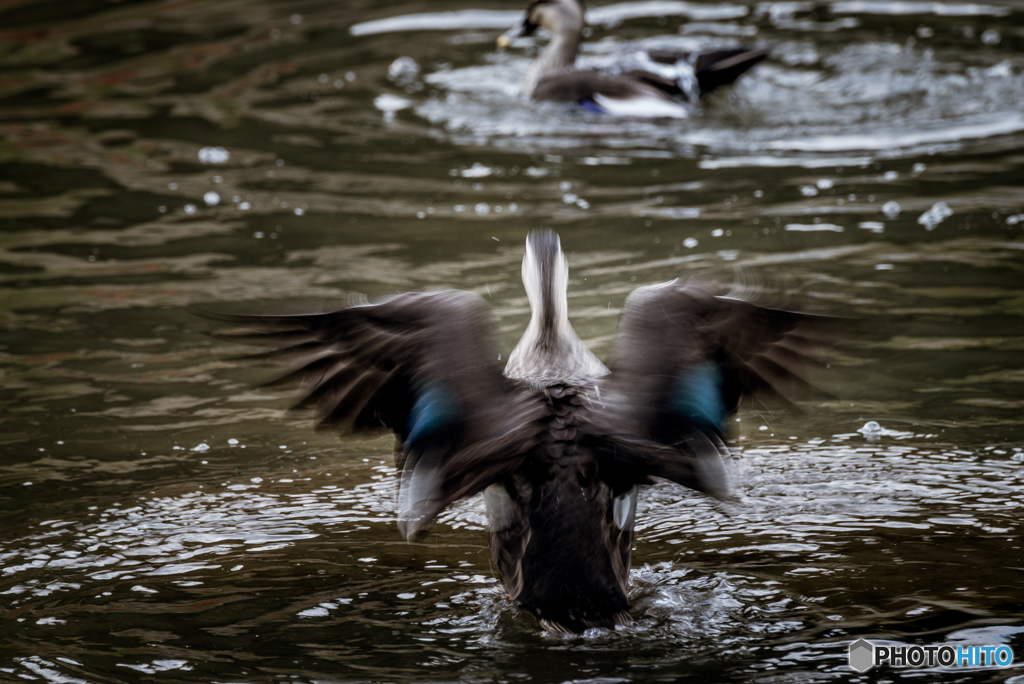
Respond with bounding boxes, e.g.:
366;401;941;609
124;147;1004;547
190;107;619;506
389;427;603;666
505;231;608;386
522;233;571;344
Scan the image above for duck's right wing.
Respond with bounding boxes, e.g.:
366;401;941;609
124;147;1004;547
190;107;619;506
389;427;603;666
193;290;545;537
593;282;830;498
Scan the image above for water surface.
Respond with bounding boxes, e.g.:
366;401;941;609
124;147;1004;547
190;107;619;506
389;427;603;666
2;0;1024;682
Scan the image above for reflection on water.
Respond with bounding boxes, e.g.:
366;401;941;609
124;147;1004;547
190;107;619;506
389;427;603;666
2;0;1024;681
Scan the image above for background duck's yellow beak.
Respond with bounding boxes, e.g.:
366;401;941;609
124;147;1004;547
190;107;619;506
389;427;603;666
497;15;534;48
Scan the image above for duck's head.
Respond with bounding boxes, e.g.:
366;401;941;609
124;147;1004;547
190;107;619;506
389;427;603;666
497;0;586;48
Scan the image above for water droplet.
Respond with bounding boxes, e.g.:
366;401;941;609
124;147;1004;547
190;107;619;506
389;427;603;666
882;201;901;219
197;146;230;164
460;162;493;178
388;56;420;85
917;201;952;231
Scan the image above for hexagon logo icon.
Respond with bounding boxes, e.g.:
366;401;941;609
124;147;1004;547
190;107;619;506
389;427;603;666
849;639;875;672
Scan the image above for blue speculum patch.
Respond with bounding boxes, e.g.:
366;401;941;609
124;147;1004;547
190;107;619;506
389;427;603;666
406;381;460;447
670;361;726;433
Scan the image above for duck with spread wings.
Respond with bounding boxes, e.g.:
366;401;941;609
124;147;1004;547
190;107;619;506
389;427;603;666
197;230;827;633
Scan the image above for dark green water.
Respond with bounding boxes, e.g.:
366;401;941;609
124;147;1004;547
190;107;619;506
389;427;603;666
2;0;1024;682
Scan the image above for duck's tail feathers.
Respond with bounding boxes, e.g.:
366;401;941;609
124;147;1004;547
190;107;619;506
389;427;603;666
693;46;770;96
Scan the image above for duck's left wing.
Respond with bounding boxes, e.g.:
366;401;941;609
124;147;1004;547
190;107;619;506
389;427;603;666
193;290;544;537
593;282;829;498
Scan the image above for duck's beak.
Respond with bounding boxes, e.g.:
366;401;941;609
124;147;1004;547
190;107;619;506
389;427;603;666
497;14;537;48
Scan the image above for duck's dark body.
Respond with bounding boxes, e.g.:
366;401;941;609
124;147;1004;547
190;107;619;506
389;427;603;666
196;230;827;633
487;384;633;632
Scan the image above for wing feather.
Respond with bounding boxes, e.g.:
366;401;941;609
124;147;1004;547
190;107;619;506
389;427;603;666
191;290;545;536
594;283;830;496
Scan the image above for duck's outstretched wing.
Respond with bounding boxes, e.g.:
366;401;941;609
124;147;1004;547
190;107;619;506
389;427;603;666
192;291;544;537
593;282;829;497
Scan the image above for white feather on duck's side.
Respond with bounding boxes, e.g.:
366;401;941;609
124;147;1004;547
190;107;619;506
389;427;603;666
497;0;770;117
194;229;835;634
589;92;691;118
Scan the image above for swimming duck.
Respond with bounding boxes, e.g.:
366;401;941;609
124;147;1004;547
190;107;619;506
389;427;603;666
497;0;769;117
200;230;824;633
